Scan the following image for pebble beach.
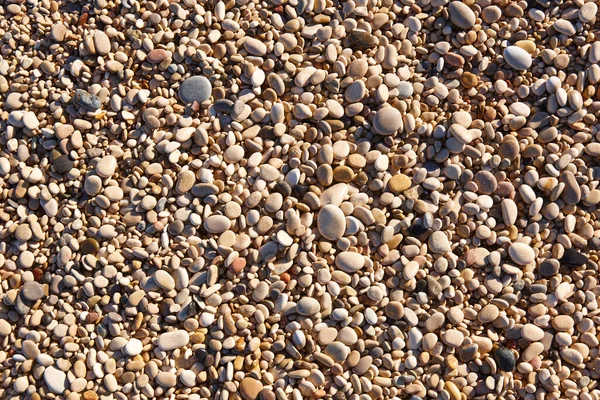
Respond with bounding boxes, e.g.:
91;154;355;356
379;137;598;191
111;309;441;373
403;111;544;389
1;0;600;399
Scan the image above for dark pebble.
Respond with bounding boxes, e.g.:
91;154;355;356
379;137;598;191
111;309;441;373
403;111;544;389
195;348;207;362
408;222;428;236
529;283;547;294
561;248;588;267
54;155;74;173
275;181;292;197
495;347;516;372
42;313;53;326
213;99;234;113
81;237;100;255
350;29;379;48
423;161;441;177
539;258;560;276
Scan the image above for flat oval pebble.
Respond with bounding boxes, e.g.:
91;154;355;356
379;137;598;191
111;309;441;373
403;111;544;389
296;297;320;316
335;252;365;272
317;204;346;241
495;347;516;371
448;2;476;30
157;330;189;351
204;215;231;233
179;76;212;104
508;242;535;265
504;46;533;70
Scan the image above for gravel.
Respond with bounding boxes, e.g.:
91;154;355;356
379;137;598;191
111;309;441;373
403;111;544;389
0;0;599;399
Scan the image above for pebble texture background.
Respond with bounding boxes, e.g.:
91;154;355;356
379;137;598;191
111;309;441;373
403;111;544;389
0;0;600;399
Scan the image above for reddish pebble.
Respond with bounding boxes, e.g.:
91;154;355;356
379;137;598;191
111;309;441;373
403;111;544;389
280;272;291;283
230;258;246;273
147;49;172;63
530;356;542;370
32;268;44;281
86;312;99;323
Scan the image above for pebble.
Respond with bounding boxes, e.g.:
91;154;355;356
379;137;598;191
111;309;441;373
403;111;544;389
317;205;346;241
560;348;584;366
240;378;263;400
74;89;101;110
335;252;365;272
448;2;476;30
96;156;117;178
21;281;44;301
157;330;189;351
388;174;411;193
296;297;320;316
521;324;544;341
179;76;212;104
428;231;450;253
204;215;231;233
123;339;143;356
54;155;74;173
44;367;67;394
504;46;533;70
508;242;535;265
244;38;267;56
373;106;402;135
495;347;516;371
561;249;588;267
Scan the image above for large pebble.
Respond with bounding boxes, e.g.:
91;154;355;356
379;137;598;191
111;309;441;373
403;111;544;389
157;330;190;351
204;215;231;233
296;297;321;316
179;76;212;104
240;377;263;400
429;231;451;253
44;367;67;394
503;46;533;70
96;156;117;178
508;242;535;265
317;205;346;241
373;106;402;135
448;2;476;30
335;252;365;272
